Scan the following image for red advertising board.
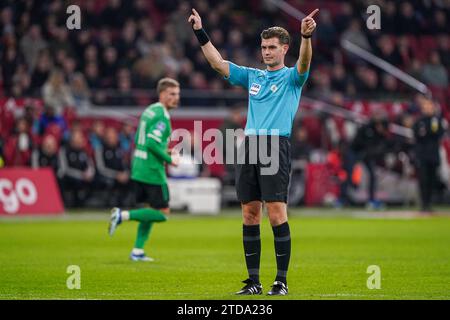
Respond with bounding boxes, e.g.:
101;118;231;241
0;168;64;215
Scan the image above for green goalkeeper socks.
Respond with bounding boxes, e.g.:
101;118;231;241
128;208;167;250
129;208;167;223
134;222;153;249
130;208;167;249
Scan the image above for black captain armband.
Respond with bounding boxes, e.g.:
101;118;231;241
193;28;210;46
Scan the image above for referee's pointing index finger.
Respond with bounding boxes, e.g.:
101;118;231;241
306;8;319;19
192;8;199;17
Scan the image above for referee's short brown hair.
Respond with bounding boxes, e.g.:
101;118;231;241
260;27;291;46
157;78;180;94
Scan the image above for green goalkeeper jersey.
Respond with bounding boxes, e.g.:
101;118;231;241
131;102;172;185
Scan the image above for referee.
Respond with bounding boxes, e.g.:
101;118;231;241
189;8;318;296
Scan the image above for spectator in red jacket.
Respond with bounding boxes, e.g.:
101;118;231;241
3;117;33;167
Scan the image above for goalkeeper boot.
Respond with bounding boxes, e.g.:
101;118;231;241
130;252;155;262
108;207;122;236
235;279;262;295
267;281;288;296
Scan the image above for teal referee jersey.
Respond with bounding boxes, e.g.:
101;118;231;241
225;62;309;137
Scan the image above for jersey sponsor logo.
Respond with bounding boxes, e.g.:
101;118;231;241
156;121;166;132
134;149;148;160
249;83;261;96
153;129;162;137
270;84;278;93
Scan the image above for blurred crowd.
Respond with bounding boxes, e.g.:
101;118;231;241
0;103;212;208
0;104;137;207
288;94;449;210
0;94;448;209
0;0;449;108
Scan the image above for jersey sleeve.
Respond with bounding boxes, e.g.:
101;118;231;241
135;109;172;163
224;62;250;89
145;137;172;163
146;110;170;145
289;63;309;88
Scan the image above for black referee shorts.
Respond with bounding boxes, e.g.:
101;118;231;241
235;135;291;203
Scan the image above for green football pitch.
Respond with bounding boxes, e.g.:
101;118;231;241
1;208;449;300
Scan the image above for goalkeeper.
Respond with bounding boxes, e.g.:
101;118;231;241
108;78;180;262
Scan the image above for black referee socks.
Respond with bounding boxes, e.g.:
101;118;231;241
243;224;261;284
272;222;291;285
243;223;291;285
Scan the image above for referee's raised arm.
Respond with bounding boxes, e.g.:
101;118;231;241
188;8;230;78
297;8;319;74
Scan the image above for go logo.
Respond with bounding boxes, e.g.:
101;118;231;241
0;178;38;214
